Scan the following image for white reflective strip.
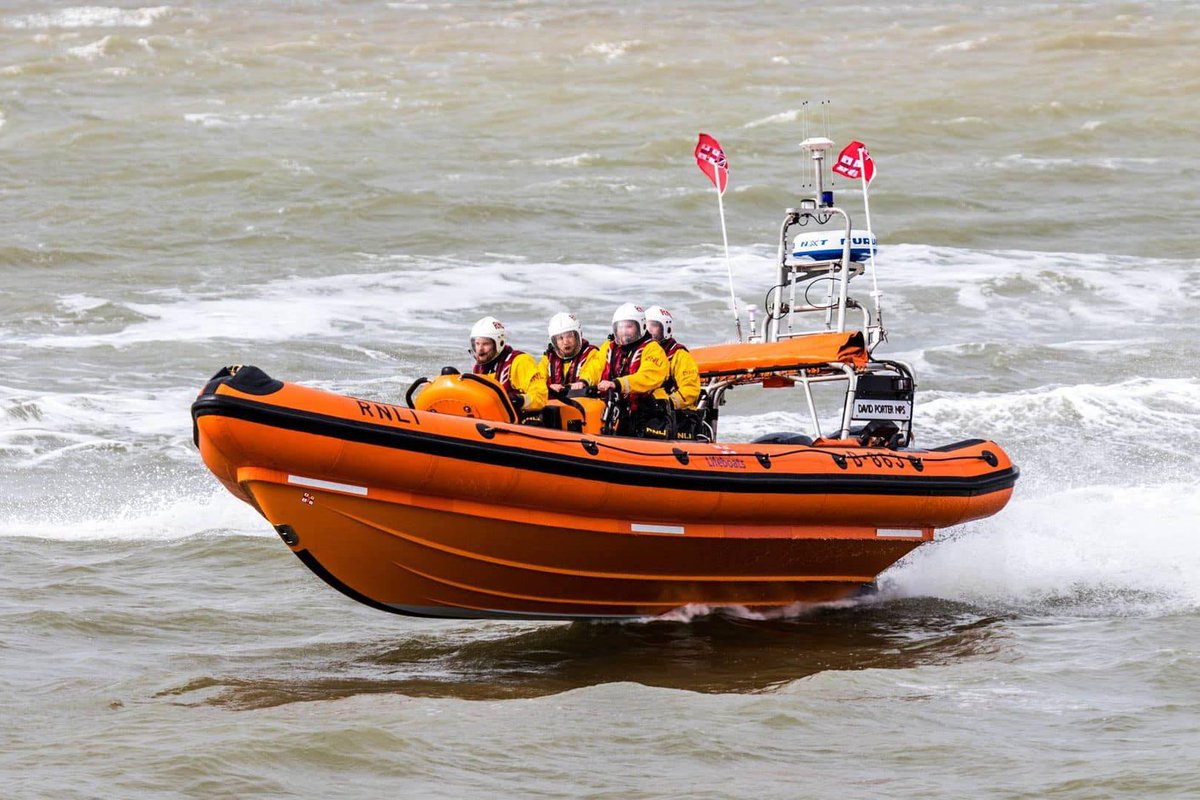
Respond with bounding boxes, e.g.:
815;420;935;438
287;475;369;496
631;523;686;535
876;528;923;538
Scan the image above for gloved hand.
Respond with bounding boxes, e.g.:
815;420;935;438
509;392;525;412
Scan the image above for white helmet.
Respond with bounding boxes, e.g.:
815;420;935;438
470;316;506;350
547;312;582;340
611;302;646;339
645;306;674;340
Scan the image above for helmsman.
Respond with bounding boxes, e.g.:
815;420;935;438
596;303;670;437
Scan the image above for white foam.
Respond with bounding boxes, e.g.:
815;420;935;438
4;6;172;30
278;159;314;175
0;486;267;541
279;91;384;111
980;153;1161;171
717;373;1200;456
934;36;990;53
524;153;601;167
743;109;802;129
183;112;272;128
882;243;1194;325
0;384;198;462
23;240;1175;354
583;40;641;61
183;112;229;128
652;600;858;623
930;116;985;126
917;377;1200;454
7;251;771;350
66;34;114;60
450;15;535;31
886;482;1200;612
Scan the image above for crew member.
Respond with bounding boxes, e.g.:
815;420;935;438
538;312;603;394
645;305;700;411
469;316;547;413
596;303;670;437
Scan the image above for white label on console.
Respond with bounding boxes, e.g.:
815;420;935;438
853;398;912;421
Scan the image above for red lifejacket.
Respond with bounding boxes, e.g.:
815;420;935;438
545;340;597;385
473;345;524;393
601;334;655;412
662;338;688;359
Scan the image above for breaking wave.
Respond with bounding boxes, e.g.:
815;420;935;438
885;482;1200;613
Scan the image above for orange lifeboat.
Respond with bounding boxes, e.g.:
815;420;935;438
193;139;1021;619
192;349;1018;620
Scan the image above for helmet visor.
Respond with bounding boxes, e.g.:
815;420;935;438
613;320;641;345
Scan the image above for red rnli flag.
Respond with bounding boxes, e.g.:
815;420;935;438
832;140;876;184
694;133;729;194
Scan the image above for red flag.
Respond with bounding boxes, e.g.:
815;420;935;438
694;133;729;194
832;140;876;184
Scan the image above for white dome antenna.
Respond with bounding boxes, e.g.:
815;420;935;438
799;137;835;207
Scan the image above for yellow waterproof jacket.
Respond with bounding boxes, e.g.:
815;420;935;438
475;347;547;412
576;348;605;387
597;338;669;400
507;352;547;412
662;341;701;410
537;344;604;388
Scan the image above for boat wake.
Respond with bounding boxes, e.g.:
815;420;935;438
884;482;1200;615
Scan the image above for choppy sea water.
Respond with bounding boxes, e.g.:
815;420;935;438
2;1;1198;797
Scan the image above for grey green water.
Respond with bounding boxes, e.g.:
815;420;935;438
2;2;1199;797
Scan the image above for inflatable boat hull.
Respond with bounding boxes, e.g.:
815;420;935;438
192;373;1018;619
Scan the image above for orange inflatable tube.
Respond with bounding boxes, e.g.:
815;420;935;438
192;366;1018;619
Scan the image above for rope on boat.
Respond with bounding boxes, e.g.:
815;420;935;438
476;423;1000;471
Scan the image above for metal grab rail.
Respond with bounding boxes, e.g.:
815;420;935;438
700;359;914;444
768;205;857;341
